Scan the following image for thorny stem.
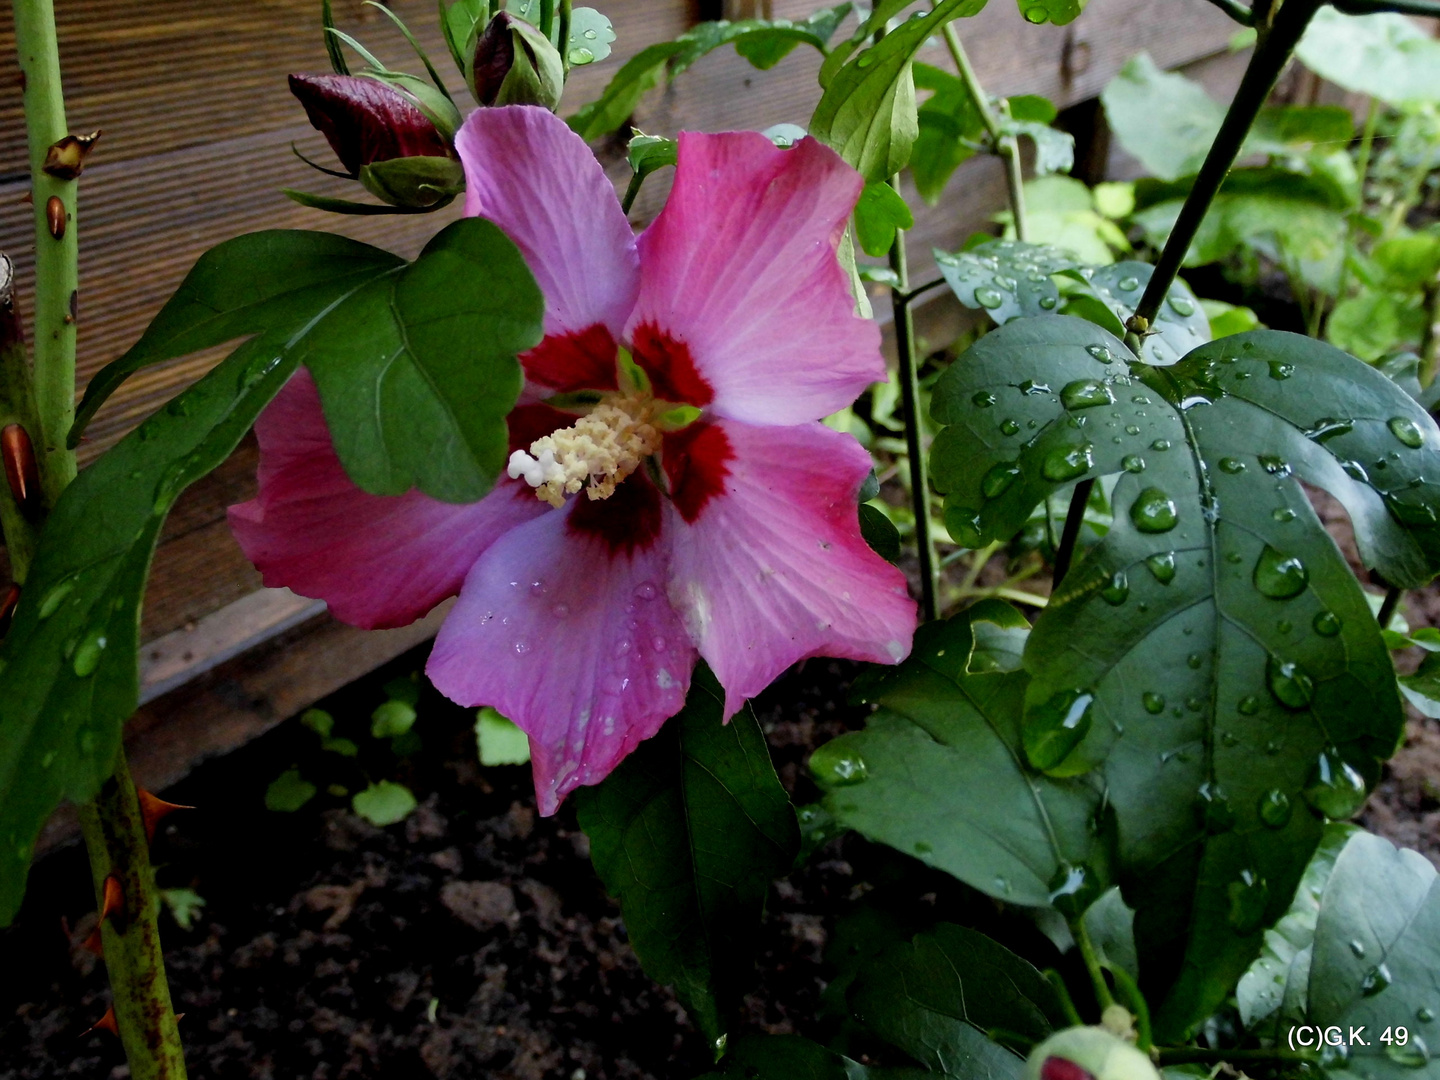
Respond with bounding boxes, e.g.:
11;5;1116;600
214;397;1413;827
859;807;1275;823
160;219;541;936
14;0;77;504
1132;0;1324;331
76;756;188;1079
941;22;1028;241
1052;478;1094;587
889;205;939;622
1072;915;1116;1013
12;0;187;1072
0;256;41;581
1331;98;1380;323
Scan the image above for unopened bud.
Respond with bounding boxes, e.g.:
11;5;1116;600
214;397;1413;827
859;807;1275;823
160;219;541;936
1027;1028;1159;1080
468;12;564;110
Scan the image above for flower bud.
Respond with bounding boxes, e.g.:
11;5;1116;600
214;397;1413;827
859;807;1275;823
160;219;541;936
289;73;457;176
1025;1027;1159;1080
468;12;564;110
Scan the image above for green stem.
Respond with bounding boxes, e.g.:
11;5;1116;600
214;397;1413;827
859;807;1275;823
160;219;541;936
1101;961;1152;1052
538;0;555;40
1156;1047;1317;1065
558;0;572;74
621;172;644;215
1051;478;1094;587
0;257;41;582
1331;97;1379;319
941;22;1027;241
14;0;78;505
1072;916;1116;1013
889;207;939;622
76;756;188;1079
1132;0;1323;330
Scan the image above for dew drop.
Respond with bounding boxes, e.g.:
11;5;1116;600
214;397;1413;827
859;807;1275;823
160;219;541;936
1351;939;1367;958
1253;545;1308;600
1258;789;1292;827
1273;506;1296;523
1167;295;1196;317
1386;1037;1430;1069
1227;868;1269;933
975;287;1004;309
71;628;107;677
1418;1007;1435;1023
993;875;1012;895
38;580;73;620
1341;459;1369;483
513;640;530;655
1219;457;1246;474
1085;344;1114;364
1047;861;1102;916
809;741;868;786
634;581;658;601
1042;443;1094;482
1258;454;1290;476
1100;570;1129;606
1361;963;1392;996
651;636;668;653
1018;379;1051;396
1266;655;1314;709
1267;361;1294;380
1000;418;1021;436
1038;296;1058;310
1024;688;1095;771
1023;5;1048;21
1061;379;1115;410
1389;416;1424;448
1302;749;1368;818
1117;276;1140;292
1386;491;1439;527
972;390;997;408
1124;424;1141;436
947;507;983;548
569;46;594;63
1187;653;1202;669
1142;691;1166;715
1313;610;1342;636
614;638;633;657
1151;438;1172;451
1145;552;1177;584
1196;781;1235;833
1130;488;1178;533
981;461;1022;499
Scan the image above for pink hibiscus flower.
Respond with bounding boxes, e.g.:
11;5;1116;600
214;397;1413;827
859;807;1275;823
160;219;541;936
230;105;916;814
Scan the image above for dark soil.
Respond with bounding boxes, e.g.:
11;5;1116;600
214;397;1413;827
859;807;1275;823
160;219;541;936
3;592;1438;1080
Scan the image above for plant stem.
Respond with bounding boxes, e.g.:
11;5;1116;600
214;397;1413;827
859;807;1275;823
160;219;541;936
1072;915;1116;1013
0;256;42;582
1377;585;1402;629
1419;277;1440;388
889;206;939;622
1198;0;1254;23
558;0;573;74
1052;478;1094;587
538;0;555;40
76;755;188;1079
621;172;644;215
1331;97;1380;320
1132;0;1323;330
941;22;1027;241
14;0;78;504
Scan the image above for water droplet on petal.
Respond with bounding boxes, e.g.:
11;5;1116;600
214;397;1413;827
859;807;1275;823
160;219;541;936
1303;749;1368;818
1130;488;1178;532
1258;789;1292;827
514;640;531;656
1254;545;1308;600
1266;655;1314;709
810;741;868;786
1389;416;1424;448
1042;443;1094;482
982;461;1022;499
1061;379;1115;410
634;582;658;601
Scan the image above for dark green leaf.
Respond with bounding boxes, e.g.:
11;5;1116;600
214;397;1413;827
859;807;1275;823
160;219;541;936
934;238;1078;325
860;503;902;564
1288;829;1440;1078
809;0;987;184
822;610;1108;908
849;923;1066;1074
1083;262;1209;366
1399;651;1440;718
628;133;678;180
282;188;450;215
1296;7;1440;106
695;1035;929;1080
910;63;984;204
930;317;1436;1038
0;339;298;924
732;4;852;70
855;181;914;258
575;665;799;1045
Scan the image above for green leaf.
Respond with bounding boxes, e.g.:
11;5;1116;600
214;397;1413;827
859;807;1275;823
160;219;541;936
860;503;902;564
266;768;318;813
822;610;1108;908
371;699;418;738
627;132;678;180
999;119;1074;177
910;63;983;204
301;708;335;738
1399;651;1440;718
0;339;299;925
1019;176;1130;267
809;0;987;184
1288;829;1440;1077
935;238;1078;325
1327;290;1426;363
1201;299;1261;339
695;1034;929;1079
854;181;914;257
565;7;616;65
1016;0;1087;27
848;923;1066;1075
1373;231;1440;290
1083;261;1210;366
440;0;488;71
575;664;799;1045
1296;7;1440;106
929;317;1437;1038
352;780;417;826
567;8;848;142
158;886;207;930
1235;823;1358;1032
475;706;532;765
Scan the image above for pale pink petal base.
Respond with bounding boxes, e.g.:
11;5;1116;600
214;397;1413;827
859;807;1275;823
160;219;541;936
666;419;916;719
629;132;883;425
427;506;697;815
457;105;639;342
229;371;545;630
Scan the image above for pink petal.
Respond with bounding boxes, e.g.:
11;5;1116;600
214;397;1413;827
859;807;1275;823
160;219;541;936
627;132;883;424
456;105;639;357
665;418;916;719
427;479;695;814
228;371;545;630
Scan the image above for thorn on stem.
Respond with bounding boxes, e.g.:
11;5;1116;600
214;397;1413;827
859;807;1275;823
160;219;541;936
137;789;192;843
41;130;101;180
86;1006;119;1038
2;423;41;519
99;874;124;925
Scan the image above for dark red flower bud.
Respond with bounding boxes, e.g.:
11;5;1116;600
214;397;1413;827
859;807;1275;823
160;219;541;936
289;73;454;176
468;13;564;109
1041;1056;1096;1080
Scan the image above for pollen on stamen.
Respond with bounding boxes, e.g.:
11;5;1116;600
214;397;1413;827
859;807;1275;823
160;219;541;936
507;398;662;509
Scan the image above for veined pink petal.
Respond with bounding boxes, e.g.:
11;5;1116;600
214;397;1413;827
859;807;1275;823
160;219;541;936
427;479;695;815
228;371;545;630
456;106;638;388
628;132;883;423
665;418;916;719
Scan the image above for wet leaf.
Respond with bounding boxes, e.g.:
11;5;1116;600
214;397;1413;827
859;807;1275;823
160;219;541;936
849;923;1068;1075
930;317;1437;1038
822;609;1108;908
1014;0;1088;27
855;181;914;257
910;63;983;204
935;238;1079;325
1083;261;1209;366
576;665;799;1045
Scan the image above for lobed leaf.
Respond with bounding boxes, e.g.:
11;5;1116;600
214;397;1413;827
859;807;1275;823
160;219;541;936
575;665;799;1045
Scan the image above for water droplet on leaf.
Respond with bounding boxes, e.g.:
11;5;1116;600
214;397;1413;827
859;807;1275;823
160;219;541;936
1167;295;1195;316
982;461;1022;499
1313;610;1341;636
1254;545;1308;599
1121;455;1145;473
38;580;73;620
71;628;107;677
1038;296;1057;310
1266;655;1314;709
1024;688;1095;771
1061;379;1114;410
1227;868;1268;933
1042;443;1094;482
1018;379;1051;396
1130;488;1178;532
1196;781;1235;832
1100;570;1129;606
1361;963;1392;996
1267;361;1294;380
975;287;1004;309
1302;749;1368;818
972;390;997;408
1000;419;1021;436
1086;344;1113;364
1047;861;1102;916
1389;416;1424;448
1142;692;1165;714
810;741;868;786
1145;552;1177;583
1258;789;1292;827
1117;276;1140;291
1386;1037;1430;1069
